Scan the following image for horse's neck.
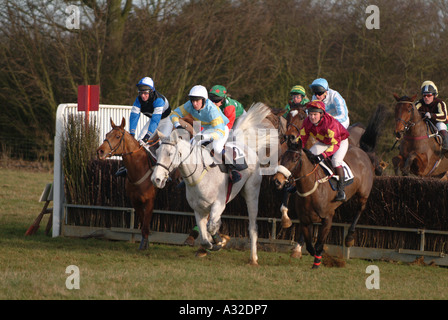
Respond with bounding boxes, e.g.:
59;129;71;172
178;144;214;181
407;112;427;137
295;152;320;188
122;137;148;172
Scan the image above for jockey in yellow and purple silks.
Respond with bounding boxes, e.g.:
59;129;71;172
170;85;245;183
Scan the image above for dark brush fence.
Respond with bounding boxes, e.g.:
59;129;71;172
64;160;448;254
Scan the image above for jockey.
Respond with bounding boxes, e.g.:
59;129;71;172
116;77;172;177
416;80;448;153
209;85;246;130
170;85;246;183
310;78;350;129
283;85;310;118
130;77;173;141
299;100;350;201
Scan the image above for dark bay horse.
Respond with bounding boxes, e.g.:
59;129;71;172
277;105;387;230
272;107;384;268
392;93;448;179
97;118;157;250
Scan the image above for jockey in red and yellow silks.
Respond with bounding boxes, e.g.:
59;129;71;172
299;101;350;158
299;100;350;201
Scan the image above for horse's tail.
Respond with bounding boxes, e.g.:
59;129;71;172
231;102;273;155
359;104;389;175
359;104;388;153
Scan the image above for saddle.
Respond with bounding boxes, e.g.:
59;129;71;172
319;159;354;191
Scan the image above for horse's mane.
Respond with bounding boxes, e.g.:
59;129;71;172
230;102;273;156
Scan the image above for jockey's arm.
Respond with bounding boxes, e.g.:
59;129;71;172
129;97;141;136
223;105;236;129
170;104;189;128
146;98;165;136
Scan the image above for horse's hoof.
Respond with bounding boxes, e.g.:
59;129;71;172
290;248;302;259
345;235;355;247
138;238;149;250
195;248;210;258
249;260;259;266
220;234;230;248
311;264;320;269
282;217;292;229
183;236;195;247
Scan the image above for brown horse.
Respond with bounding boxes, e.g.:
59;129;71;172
272;107;384;268
97;118;157;250
392;93;448;179
278;105;387;230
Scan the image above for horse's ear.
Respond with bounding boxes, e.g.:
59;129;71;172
393;93;400;101
120;117;126;129
411;94;418;102
110;117;116;128
156;129;165;140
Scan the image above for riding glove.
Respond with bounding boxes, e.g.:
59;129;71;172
309;153;325;165
142;133;151;143
425;112;431;119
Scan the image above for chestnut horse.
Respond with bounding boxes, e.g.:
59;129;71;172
392;93;448;179
272;106;384;268
97;118;158;250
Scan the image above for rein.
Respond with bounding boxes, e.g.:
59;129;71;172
104;127;158;185
278;149;326;197
155;141;208;186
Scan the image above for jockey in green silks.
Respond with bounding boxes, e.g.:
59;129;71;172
208;85;246;130
283;85;310;118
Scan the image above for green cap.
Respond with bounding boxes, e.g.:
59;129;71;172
210;85;228;98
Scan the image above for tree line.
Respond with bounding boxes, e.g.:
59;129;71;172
1;0;447;161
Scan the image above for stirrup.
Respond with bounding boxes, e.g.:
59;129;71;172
115;166;127;177
334;190;346;202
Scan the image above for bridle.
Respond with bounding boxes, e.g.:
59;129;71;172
103;127;144;158
154;140;206;182
395;100;425;136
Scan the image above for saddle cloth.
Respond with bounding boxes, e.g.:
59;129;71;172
319;161;354;190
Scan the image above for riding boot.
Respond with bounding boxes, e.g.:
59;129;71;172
223;147;248;183
115;166;127;177
334;166;346;202
441;130;448;153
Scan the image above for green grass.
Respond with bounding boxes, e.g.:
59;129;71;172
1;167;448;300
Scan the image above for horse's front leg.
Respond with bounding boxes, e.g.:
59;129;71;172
195;211;213;256
312;215;333;269
403;152;426;176
280;189;293;228
207;203;226;251
392;155;404;175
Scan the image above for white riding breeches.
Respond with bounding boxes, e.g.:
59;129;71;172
137;116;173;141
310;139;349;168
436;121;447;132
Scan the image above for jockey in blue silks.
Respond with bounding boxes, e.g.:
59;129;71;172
170;85;246;183
130;77;173;141
116;77;172;177
310;78;350;129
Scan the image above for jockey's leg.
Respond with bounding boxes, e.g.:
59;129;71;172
334;166;346;201
332;139;349;202
436;122;448;153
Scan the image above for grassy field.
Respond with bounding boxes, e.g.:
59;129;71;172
1;167;447;301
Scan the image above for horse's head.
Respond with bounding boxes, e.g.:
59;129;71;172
272;136;304;190
393;93;418;140
284;107;307;142
97;117;133;160
151;129;190;189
